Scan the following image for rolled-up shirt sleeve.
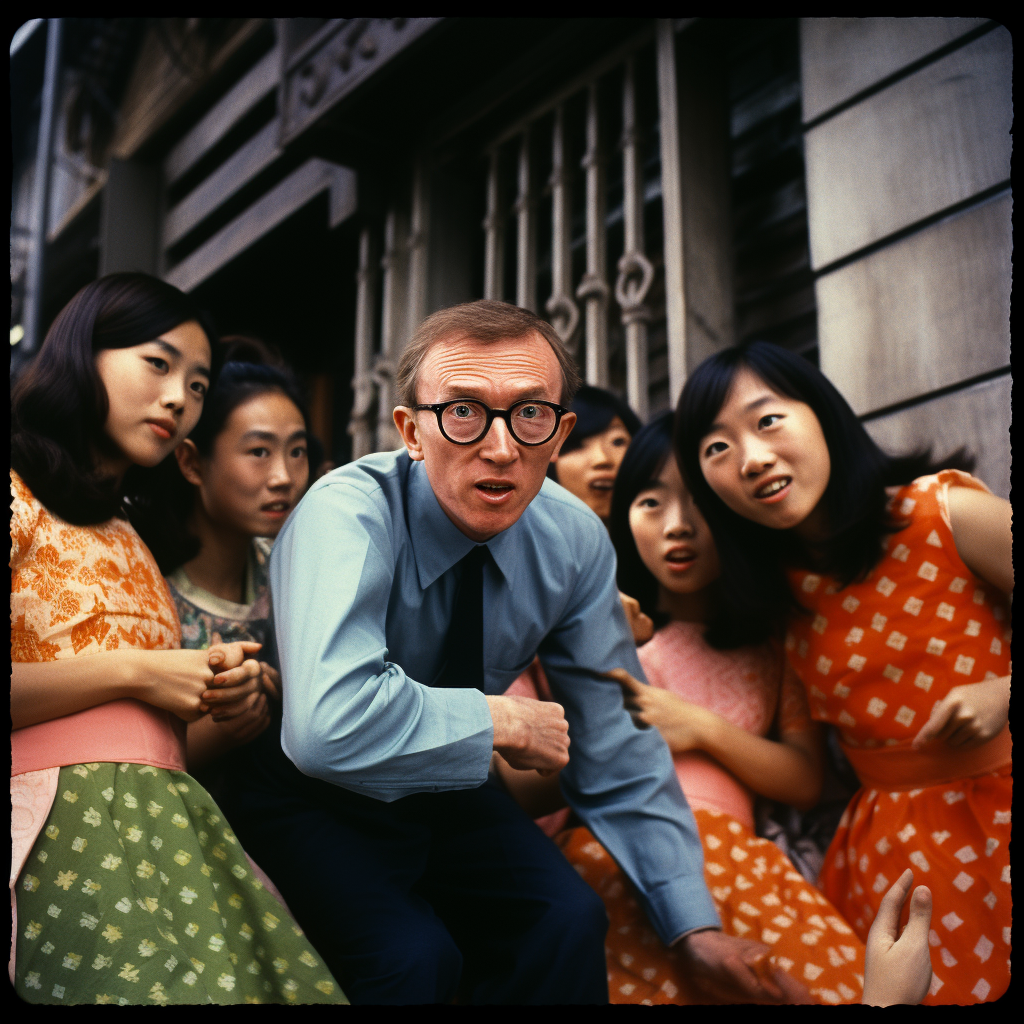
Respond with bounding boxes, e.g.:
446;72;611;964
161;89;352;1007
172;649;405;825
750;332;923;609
270;479;495;801
539;524;721;944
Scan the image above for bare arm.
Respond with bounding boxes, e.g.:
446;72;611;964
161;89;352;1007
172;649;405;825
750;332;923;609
11;642;264;730
491;753;568;817
946;485;1012;595
610;668;824;810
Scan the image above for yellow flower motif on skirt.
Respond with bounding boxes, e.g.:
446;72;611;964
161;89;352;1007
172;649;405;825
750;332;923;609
190;958;205;974
95;994;112;1004
115;898;133;913
221;828;237;845
174;850;192;867
159;871;170;884
172;813;189;828
245;996;262;1004
84;763;100;771
47;903;62;918
101;787;114;802
41;941;55;954
283;979;299;1000
185;923;199;937
179;887;198;904
137;897;159;914
72;837;87;853
92;955;112;970
24;972;42;990
272;957;288;973
122;793;138;809
55;870;78;890
207;814;221;825
228;893;244;910
175;781;189;793
262;912;280;931
138;939;157;957
228;951;238;965
208;934;226;953
62;952;83;970
148;982;169;1005
182;971;198;986
231;864;247;880
62;790;79;803
299;950;319;968
80;912;100;930
315;980;335;995
211;844;228;861
147;801;163;818
118;963;140;983
136;860;155;879
239;923;254;940
124;827;143;843
82;807;102;827
100;854;122;871
101;924;123;944
162;907;174;921
22;875;40;892
137;765;158;776
37;850;48;863
157;927;178;945
45;825;60;840
217;973;236;991
73;766;89;778
24;921;42;940
200;863;212;877
246;959;262;975
81;878;102;896
197;830;209;846
166;783;179;796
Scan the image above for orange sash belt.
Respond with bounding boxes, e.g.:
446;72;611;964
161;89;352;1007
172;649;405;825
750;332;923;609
842;725;1011;792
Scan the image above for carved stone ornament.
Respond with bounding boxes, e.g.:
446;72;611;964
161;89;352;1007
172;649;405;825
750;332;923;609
281;18;442;147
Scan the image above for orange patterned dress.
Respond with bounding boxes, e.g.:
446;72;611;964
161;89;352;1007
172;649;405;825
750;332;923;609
559;622;865;1005
784;471;1011;1005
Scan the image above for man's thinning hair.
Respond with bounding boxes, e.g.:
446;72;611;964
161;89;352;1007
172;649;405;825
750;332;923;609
396;300;581;408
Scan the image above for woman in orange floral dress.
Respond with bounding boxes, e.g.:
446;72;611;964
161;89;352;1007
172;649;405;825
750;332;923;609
11;274;344;1004
676;342;1011;1005
495;414;865;1005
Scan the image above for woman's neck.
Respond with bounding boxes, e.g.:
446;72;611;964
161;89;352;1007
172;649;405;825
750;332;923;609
182;504;251;604
658;584;714;625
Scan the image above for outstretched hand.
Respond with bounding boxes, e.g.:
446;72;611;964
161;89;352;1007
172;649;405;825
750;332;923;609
676;929;813;1004
863;869;933;1006
606;667;716;754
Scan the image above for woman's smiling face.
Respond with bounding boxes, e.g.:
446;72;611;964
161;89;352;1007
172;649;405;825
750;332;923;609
697;366;831;535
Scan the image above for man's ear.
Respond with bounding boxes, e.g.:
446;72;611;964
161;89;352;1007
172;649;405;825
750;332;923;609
549;411;577;461
175;439;205;486
393;407;425;461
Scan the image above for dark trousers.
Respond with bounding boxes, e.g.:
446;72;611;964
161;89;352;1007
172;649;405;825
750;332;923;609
214;743;609;1004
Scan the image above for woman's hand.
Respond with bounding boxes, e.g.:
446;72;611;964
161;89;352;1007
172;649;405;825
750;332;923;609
132;649;219;723
618;591;654;645
202;639;264;722
259;663;282;703
912;674;1010;750
863;869;933;1006
606;667;717;753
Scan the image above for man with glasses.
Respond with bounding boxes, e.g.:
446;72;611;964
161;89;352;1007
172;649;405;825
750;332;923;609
245;300;797;1004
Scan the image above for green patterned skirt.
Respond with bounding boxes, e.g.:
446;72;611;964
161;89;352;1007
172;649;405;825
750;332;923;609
15;762;346;1005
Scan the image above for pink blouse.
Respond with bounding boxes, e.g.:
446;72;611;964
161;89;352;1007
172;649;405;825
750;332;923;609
638;621;811;829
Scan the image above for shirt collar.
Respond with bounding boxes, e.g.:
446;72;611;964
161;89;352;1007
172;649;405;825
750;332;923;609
408;459;521;589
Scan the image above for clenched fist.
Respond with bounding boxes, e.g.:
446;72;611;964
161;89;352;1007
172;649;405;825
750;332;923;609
486;693;570;775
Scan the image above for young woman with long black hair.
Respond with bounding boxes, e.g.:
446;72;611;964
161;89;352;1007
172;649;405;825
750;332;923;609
675;341;1010;1005
10;274;343;1004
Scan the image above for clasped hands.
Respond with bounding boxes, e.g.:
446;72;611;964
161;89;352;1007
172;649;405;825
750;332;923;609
201;634;281;744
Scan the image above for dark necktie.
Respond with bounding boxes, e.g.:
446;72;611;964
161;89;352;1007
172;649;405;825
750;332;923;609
435;545;487;691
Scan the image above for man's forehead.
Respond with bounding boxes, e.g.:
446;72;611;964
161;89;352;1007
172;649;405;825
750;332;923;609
421;332;561;400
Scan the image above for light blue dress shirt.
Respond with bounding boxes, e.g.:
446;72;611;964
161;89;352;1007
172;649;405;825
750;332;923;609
270;449;720;943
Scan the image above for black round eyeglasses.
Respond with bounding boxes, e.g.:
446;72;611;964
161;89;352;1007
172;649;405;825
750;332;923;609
413;399;568;446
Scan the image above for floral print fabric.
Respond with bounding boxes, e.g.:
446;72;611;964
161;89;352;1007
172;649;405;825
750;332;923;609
15;763;344;1004
785;472;1011;1004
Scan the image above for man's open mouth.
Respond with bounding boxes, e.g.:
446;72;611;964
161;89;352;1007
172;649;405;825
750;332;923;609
476;482;514;494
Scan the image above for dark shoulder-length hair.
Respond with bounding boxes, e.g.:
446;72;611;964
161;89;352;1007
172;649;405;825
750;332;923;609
11;273;218;533
610;411;758;649
153;339;312;575
549;384;642;481
674;341;973;638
